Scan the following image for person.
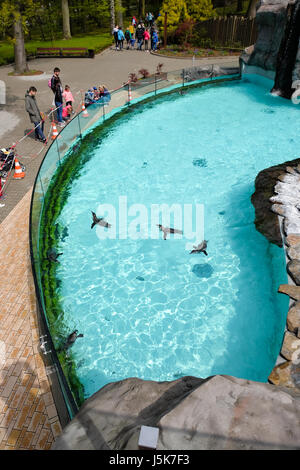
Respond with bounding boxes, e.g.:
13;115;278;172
62;85;74;114
143;28;150;51
152;30;159;51
136;24;144;51
129;23;134;37
113;25;119;50
99;85;111;104
132;16;137;28
62;104;72;121
125;27;131;50
25;86;47;143
93;86;100;100
117;26;125;50
50;67;64;127
148;12;154;27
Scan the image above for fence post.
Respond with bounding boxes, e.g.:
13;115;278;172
182;69;185;88
154;74;157;96
77;114;82;139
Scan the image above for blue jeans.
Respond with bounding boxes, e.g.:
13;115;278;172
33;121;45;140
55;101;63;123
137;39;143;50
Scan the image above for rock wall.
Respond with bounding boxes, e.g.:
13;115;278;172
241;0;300;91
52;375;300;450
251;157;300;246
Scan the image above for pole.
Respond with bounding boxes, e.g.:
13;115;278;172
164;12;167;48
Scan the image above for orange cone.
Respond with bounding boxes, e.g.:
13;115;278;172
82;102;89;117
51;121;59;140
13;158;25;179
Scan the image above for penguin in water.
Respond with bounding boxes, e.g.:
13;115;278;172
91;211;112;229
157;224;183;240
46;249;63;263
61;330;84;351
190;240;208;256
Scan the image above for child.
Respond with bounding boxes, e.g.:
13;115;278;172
125;27;131;50
143;29;150;51
62;104;72;121
62;85;74;114
93;86;100;100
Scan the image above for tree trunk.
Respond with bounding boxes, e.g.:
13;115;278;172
116;0;123;28
13;15;28;74
138;0;145;19
236;0;243;13
110;0;115;32
246;0;258;18
62;0;71;39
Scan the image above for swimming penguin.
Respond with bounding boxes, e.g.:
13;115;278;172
157;224;183;240
46;249;63;262
190;240;208;256
91;211;112;229
62;330;84;351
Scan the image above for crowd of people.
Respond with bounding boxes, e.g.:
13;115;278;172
24;67;110;144
113;13;160;52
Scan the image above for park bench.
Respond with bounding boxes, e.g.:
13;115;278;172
36;47;95;58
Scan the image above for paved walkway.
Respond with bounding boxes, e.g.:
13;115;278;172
0;49;239;450
0;190;61;449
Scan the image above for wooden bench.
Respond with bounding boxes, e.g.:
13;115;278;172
36;47;95;58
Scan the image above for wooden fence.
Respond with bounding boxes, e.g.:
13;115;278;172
194;16;257;49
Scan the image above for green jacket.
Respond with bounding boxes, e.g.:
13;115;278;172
25;91;42;123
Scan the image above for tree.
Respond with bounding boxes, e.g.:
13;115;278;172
157;0;190;34
110;0;115;31
62;0;71;39
246;0;258;18
187;0;215;21
0;0;35;73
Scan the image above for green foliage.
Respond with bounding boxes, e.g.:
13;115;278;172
187;0;215;21
157;0;190;34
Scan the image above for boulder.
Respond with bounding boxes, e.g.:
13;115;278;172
269;361;294;387
287;260;300;285
52;375;300;450
278;284;300;300
287;302;300;333
242;0;290;71
287;245;300;260
251;158;300;246
285;234;300;247
281;331;300;360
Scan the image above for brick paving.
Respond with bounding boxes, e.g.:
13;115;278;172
0;189;61;450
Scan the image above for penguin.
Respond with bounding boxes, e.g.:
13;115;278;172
190;240;208;256
91;211;111;229
157;224;183;240
61;330;84;351
46;249;63;262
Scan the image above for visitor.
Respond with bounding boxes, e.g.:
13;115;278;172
99;85;111;104
93;86;100;100
62;85;74;114
148;12;154;27
145;12;149;26
132;16;137;28
117;26;125;50
62;104;72;121
136;24;144;51
125;27;132;50
129;23;135;38
143;28;150;51
25;86;47;143
113;25;119;50
152;30;159;51
50;67;64;127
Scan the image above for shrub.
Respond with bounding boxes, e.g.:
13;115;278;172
139;68;150;79
128;72;138;83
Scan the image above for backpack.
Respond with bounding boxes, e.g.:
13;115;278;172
48;77;52;88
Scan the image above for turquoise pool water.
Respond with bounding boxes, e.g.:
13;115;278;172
53;75;294;398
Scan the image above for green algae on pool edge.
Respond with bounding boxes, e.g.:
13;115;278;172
41;75;292;401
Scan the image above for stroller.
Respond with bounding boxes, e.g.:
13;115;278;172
0;147;26;178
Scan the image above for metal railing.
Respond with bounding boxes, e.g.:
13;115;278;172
29;64;241;424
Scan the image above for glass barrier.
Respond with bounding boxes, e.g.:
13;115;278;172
29;64;240;423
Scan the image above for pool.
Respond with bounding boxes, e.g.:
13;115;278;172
48;74;295;399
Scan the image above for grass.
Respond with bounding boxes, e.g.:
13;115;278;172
0;31;113;66
157;45;242;58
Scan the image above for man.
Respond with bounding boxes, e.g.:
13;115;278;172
50;67;64;127
136;24;144;51
25;86;47;143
